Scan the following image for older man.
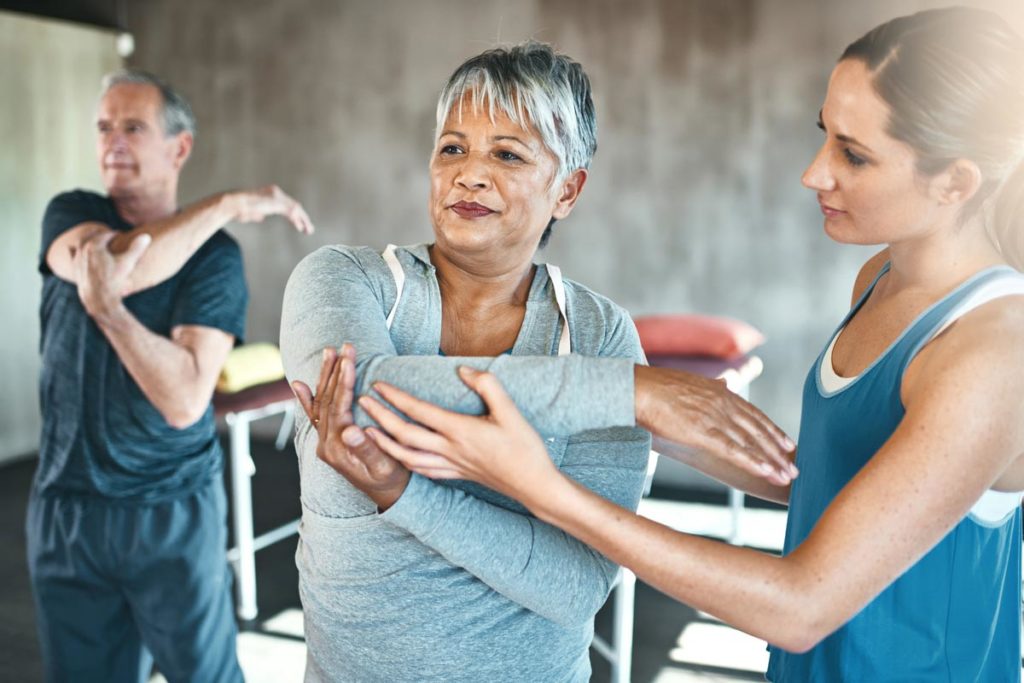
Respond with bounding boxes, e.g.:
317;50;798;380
27;70;312;683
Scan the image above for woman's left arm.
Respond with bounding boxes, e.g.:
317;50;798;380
379;427;650;628
374;306;1024;651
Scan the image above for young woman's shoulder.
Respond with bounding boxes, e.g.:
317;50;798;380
905;277;1024;407
850;248;891;306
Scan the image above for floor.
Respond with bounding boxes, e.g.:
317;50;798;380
1;435;787;683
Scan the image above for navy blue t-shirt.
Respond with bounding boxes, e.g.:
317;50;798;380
37;189;248;501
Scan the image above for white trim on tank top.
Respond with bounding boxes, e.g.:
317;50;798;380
381;244;571;353
818;272;1024;524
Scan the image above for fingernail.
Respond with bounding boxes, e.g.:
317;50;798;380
357;396;370;409
343;428;365;446
322;348;329;361
784;437;796;450
459;366;479;376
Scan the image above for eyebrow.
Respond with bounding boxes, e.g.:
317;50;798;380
439;130;531;147
817;109;874;154
96;117;149;127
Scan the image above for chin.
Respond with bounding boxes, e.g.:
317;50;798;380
823;218;862;245
434;222;499;252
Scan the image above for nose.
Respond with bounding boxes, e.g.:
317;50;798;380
454;153;490;191
98;128;127;151
801;144;836;192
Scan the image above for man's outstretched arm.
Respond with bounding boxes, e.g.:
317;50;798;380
46;185;312;295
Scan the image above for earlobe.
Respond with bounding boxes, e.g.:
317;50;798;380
552;168;589;219
174;132;194;170
935;159;982;206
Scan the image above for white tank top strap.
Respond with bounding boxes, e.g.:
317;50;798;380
821;270;1024;392
824;268;1024;524
545;263;572;357
381;247;571;355
927;271;1024;342
381;244;405;330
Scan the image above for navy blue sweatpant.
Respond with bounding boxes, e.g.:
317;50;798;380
26;478;243;683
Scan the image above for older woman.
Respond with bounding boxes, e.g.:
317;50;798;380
283;42;792;682
353;9;1024;682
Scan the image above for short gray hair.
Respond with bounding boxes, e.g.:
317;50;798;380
100;69;196;138
434;41;597;181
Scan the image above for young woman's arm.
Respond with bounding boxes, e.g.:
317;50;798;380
363;299;1024;651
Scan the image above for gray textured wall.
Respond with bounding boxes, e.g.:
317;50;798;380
113;0;1022;481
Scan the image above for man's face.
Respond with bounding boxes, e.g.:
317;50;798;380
95;83;188;197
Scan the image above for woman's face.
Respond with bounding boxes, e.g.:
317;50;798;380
429;97;583;265
802;59;946;246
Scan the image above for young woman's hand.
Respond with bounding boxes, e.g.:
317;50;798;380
358;366;560;503
634;365;797;485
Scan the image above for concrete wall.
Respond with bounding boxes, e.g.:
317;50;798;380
118;0;1022;486
0;11;121;464
6;2;1021;478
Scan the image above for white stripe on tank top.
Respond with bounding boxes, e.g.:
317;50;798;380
819;271;1024;524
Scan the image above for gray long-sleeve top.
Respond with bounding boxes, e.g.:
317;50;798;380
280;244;650;682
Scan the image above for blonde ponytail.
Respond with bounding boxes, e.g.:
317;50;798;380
992;161;1024;271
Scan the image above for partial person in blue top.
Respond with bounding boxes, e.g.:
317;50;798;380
347;8;1024;682
28;69;313;683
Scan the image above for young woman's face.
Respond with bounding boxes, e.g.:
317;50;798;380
802;59;945;246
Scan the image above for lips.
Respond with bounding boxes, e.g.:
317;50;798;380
817;195;846;218
450;201;495;218
104;159;136;171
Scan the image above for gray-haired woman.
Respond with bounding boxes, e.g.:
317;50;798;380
282;42;792;682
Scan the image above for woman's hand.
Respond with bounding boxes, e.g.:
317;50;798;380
291;344;410;511
634;365;797;486
358;366;560;503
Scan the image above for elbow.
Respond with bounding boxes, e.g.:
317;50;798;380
545;570;617;630
768;603;836;654
545;598;604;631
775;629;824;655
162;398;210;430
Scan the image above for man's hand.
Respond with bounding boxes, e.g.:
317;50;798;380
76;230;151;320
634;365;797;486
227;185;314;234
292;344;410;511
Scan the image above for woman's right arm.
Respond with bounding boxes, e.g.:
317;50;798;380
280;246;635;435
369;308;1024;651
280;246;794;478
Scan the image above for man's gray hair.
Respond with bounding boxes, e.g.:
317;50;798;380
100;69;196;138
434;41;597;181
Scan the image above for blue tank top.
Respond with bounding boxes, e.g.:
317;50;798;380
766;264;1022;682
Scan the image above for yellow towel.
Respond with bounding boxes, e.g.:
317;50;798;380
216;343;286;393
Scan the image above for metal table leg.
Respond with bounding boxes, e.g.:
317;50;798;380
227;412;258;621
612;568;637;683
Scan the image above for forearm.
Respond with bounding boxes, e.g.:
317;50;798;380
381;473;622;628
652;436;791;505
527;474;829;652
110;192;238;295
92;305;212;428
281;248;640;439
353;353;637;437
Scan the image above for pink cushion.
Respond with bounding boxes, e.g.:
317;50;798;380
633;314;765;360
